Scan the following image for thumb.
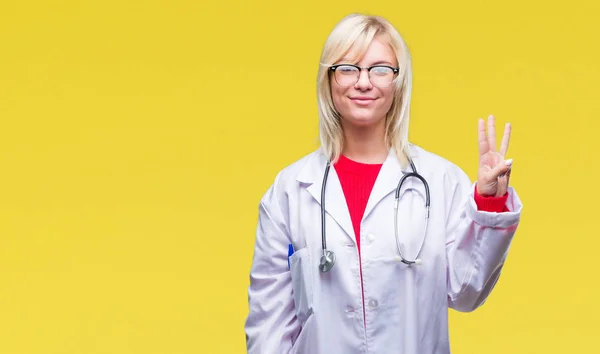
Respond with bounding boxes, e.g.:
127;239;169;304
490;158;513;179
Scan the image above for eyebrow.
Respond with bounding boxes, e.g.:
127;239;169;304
339;59;396;66
370;60;395;66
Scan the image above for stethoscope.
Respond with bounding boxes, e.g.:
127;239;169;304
318;158;431;272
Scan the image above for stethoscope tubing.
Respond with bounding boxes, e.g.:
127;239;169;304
319;157;430;272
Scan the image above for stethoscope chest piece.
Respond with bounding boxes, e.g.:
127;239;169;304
319;250;336;272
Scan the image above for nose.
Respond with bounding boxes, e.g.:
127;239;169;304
354;69;372;90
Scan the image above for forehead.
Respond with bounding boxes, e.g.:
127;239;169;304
341;35;397;66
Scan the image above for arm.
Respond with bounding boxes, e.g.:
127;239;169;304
244;178;300;353
446;115;522;311
445;169;522;312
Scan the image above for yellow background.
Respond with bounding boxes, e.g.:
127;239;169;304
1;0;599;353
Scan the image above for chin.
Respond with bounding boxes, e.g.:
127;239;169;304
345;111;382;126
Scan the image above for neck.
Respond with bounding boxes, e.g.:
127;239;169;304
341;120;388;164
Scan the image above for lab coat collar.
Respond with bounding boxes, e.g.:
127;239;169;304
296;147;417;245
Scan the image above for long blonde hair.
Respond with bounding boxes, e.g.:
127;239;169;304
316;13;413;167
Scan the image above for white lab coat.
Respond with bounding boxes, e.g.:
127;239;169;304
244;144;522;354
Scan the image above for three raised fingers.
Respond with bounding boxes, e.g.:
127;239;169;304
479;115;511;158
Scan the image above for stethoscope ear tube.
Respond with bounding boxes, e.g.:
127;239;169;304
394;159;430;266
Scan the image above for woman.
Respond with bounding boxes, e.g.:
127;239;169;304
244;13;522;354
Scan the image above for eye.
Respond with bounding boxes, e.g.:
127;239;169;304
370;66;393;76
336;65;359;75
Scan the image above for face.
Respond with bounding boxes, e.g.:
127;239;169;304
330;36;398;129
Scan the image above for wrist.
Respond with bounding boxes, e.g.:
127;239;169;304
474;184;508;212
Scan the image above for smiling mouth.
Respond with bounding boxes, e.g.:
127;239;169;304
350;97;376;105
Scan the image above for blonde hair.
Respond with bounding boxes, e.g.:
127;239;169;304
316;13;413;167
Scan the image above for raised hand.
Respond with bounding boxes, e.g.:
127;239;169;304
477;115;513;197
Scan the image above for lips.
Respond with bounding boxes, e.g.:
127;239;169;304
350;96;375;101
350;96;376;105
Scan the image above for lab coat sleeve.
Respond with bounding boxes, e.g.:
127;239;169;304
244;176;300;354
445;165;523;312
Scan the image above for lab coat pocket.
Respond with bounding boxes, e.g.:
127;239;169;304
289;247;314;324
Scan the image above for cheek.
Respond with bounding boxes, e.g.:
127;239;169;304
380;95;394;111
331;87;348;112
378;89;395;111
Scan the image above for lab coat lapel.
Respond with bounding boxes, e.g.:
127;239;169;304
363;149;405;221
296;151;356;244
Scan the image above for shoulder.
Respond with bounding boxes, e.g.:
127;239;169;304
410;144;471;185
275;149;322;183
259;148;323;203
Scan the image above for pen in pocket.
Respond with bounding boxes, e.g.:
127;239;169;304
288;243;294;270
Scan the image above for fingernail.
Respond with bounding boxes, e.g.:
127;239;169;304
505;158;513;166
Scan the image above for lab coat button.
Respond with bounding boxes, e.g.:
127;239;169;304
345;306;355;314
368;299;379;309
367;233;375;242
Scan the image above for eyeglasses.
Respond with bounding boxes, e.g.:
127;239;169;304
329;64;399;88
